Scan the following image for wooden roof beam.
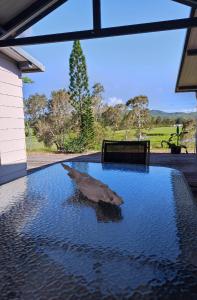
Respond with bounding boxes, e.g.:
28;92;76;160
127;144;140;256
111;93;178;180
93;0;101;30
187;49;197;55
1;17;197;47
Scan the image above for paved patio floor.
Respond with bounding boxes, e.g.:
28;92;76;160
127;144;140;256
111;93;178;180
27;152;197;195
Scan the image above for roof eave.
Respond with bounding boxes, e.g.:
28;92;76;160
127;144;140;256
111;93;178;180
0;0;68;40
175;7;196;92
0;46;45;73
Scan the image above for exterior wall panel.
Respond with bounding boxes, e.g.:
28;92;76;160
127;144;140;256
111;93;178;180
0;94;23;108
0;128;25;142
0;139;26;153
0;81;23;97
0;118;25;129
1;149;26;164
0;52;27;185
0;106;24;118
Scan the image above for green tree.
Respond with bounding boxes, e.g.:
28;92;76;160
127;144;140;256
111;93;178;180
22;76;34;84
22;76;34;135
126;95;150;140
69;40;94;145
176;117;185;125
150;116;156;126
155;116;162;126
35;89;73;151
91;83;105;122
121;110;133;140
163;117;173;126
24;93;48;125
101;106;122;130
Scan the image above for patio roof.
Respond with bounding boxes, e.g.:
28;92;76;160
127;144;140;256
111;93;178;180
0;1;197;48
0;1;197;83
176;8;197;92
0;46;45;73
172;0;197;8
0;0;68;40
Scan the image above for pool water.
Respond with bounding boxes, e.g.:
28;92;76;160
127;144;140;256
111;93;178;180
0;162;197;299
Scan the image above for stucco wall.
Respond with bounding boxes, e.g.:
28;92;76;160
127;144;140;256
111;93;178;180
0;52;26;185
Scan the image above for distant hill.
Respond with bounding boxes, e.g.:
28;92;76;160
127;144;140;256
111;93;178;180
150;110;197;119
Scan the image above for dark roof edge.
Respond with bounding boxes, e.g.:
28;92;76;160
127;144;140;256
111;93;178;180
175;7;196;92
0;0;68;40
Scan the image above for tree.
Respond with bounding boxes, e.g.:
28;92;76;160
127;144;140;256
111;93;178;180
91;83;105;122
35;89;73;151
121;110;133;140
181;119;196;146
69;40;94;145
176;117;185;125
164;117;173;126
155;116;162;126
126;95;150;140
22;76;34;84
24;93;47;125
101;105;122;130
23;76;34;135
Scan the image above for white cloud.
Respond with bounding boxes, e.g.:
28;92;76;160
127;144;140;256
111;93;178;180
107;97;124;106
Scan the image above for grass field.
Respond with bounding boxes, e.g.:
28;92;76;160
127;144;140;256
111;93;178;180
26;135;56;153
26;126;195;153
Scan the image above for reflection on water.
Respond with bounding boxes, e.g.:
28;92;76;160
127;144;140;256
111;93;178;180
66;191;123;223
96;201;122;222
0;162;197;299
102;162;149;173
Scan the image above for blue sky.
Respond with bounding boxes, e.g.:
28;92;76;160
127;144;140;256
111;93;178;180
22;0;196;112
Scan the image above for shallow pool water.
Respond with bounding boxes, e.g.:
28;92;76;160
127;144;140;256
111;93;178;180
0;162;197;299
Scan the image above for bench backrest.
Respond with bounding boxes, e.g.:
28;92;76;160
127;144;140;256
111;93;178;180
101;140;150;165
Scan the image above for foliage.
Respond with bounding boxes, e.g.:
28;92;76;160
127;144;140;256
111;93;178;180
64;136;86;153
161;125;188;153
34;119;55;148
101;105;123;130
25;121;31;137
121;110;133;139
34;90;73;151
23;40;196;154
22;76;34;84
26;126;196;153
181;119;196;142
26;133;56;153
126;95;151;140
91;83;105;121
24;93;47;124
69;40;94;145
91;122;106;149
152;116;175;127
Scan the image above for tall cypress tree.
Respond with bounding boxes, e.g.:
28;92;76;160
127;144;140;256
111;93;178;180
69;40;94;145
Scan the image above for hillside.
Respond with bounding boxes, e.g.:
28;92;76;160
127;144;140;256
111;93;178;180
150;110;197;119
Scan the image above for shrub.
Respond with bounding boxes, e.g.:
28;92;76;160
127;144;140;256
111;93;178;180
64;137;86;153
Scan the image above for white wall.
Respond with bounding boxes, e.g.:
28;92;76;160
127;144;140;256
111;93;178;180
0;52;26;185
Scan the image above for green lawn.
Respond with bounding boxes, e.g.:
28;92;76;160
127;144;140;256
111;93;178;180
113;127;177;149
26;126;194;153
26;135;56;153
